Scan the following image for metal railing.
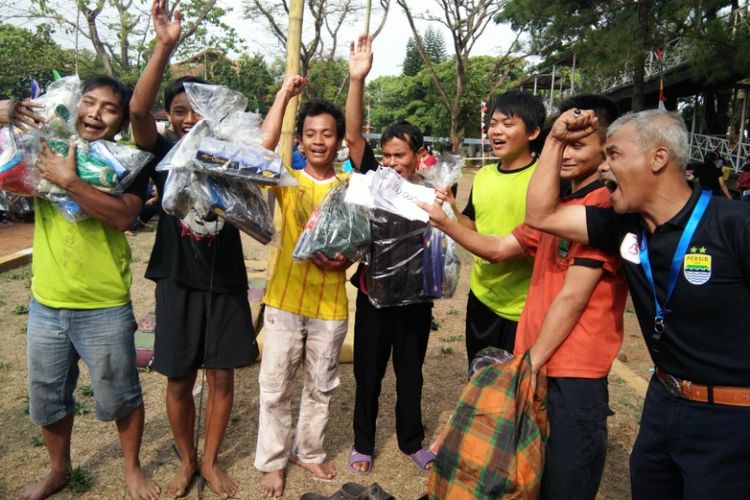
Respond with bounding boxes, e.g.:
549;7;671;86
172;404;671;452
690;133;748;172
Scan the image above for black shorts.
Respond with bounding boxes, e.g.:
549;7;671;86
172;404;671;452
465;290;518;364
151;278;258;378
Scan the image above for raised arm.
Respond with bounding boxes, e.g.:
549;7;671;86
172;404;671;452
345;33;373;169
130;0;181;152
0;99;45;132
525;109;596;243
260;75;307;151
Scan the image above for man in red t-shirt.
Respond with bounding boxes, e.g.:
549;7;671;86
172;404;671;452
421;95;627;500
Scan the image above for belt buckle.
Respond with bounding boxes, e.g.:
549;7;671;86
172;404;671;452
662;373;682;398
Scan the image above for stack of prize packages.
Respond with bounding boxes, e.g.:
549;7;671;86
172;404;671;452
157;82;284;243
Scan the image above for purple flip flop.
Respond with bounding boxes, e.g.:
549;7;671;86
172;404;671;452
348;447;373;475
408;447;436;472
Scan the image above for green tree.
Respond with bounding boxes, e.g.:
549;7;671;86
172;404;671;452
0;23;105;98
396;0;519;151
402;37;423;76
19;0;241;78
423;26;446;64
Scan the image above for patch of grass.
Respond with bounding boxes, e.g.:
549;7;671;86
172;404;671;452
446;308;460;316
0;298;5;307
0;362;9;369
441;335;463;343
230;414;241;423
79;385;94;397
13;304;29;315
19;325;27;335
131;256;141;263
440;346;454;355
10;270;31;281
67;467;94;494
23;394;29;415
74;401;91;415
30;435;44;447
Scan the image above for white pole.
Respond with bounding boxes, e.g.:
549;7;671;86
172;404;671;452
735;87;748;170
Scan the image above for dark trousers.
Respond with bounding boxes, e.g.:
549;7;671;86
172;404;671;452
352;291;432;455
465;290;518;365
541;377;609;500
630;377;750;500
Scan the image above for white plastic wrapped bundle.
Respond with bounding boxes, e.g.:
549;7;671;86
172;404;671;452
155;83;285;185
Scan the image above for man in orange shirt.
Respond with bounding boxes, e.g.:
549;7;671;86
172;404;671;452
422;95;627;499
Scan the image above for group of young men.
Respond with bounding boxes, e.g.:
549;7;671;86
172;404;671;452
4;0;750;498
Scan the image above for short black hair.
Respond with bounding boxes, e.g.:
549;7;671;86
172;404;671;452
559;94;620;137
488;90;546;134
295;99;345;140
81;76;132;131
381;120;424;152
164;76;208;113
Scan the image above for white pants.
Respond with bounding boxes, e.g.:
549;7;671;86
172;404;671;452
254;306;347;472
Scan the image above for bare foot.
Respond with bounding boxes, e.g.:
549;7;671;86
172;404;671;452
200;461;238;499
351;459;371;473
290;456;336;480
258;469;284;497
17;469;69;500
164;460;195;498
124;465;160;500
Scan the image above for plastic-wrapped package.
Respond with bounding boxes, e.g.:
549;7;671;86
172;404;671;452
34;139;154;222
204;174;275;244
34;76;80;139
292;181;371;262
0;127;35;196
469;346;515;378
420;153;463;299
155;83;284;185
365;208;429;308
422;227;460;299
162;168;275;244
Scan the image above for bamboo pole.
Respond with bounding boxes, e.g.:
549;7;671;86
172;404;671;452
364;0;372;34
279;0;305;168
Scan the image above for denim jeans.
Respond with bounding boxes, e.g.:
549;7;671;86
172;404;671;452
26;298;143;426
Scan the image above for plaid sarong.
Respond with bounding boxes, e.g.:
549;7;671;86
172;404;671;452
428;352;548;499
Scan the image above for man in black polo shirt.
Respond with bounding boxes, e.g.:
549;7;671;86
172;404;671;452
525;108;750;499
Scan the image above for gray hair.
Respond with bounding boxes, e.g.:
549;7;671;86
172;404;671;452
607;109;690;170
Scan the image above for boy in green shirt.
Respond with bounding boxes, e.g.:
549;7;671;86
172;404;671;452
445;91;546;365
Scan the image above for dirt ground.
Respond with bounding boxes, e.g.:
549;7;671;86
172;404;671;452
0;169;652;499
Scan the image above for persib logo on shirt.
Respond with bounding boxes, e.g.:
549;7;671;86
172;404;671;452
683;247;711;285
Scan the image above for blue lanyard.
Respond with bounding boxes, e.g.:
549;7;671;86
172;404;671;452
639;190;711;338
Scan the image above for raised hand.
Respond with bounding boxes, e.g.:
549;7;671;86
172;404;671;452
279;75;308;99
152;0;181;48
548;108;600;144
349;33;373;81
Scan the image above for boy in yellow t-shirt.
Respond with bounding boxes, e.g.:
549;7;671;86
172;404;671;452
255;97;355;497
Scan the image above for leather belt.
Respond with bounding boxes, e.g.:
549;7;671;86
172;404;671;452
655;368;750;407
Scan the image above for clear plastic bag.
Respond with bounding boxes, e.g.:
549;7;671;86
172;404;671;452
34;76;81;139
155;83;285;185
0;127;35;196
420;153;463;299
203;174;275;244
365;208;430;308
162;168;275;244
292;180;371;262
35;138;154;222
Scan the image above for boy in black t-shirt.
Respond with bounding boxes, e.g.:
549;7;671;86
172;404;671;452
130;1;305;497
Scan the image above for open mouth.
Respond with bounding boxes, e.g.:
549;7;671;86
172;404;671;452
603;179;618;193
81;122;105;134
492;139;506;148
